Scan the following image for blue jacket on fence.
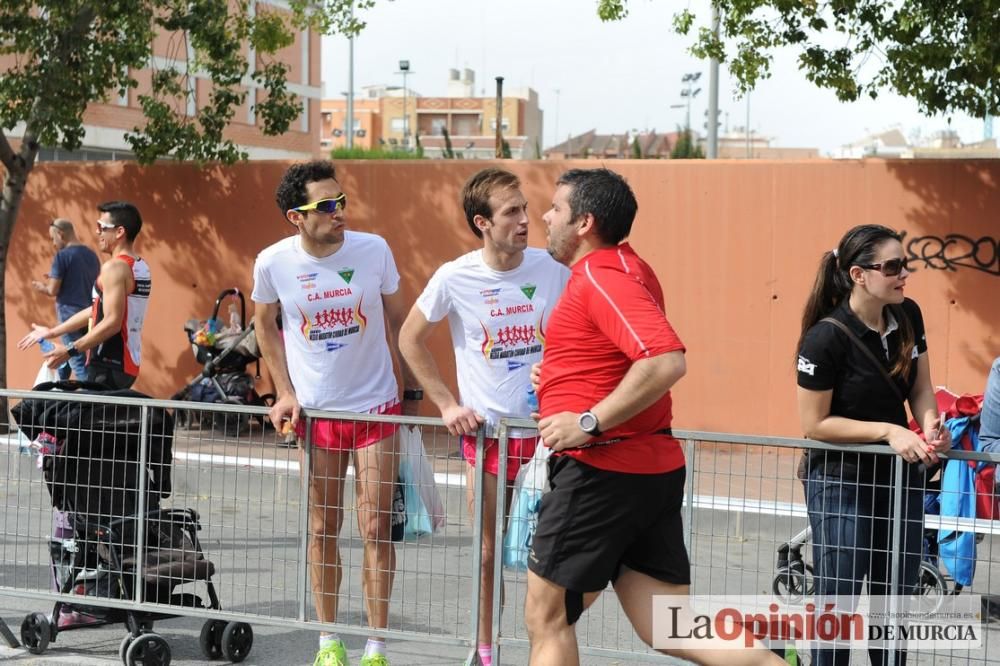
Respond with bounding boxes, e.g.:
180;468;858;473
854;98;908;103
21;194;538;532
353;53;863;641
938;416;981;587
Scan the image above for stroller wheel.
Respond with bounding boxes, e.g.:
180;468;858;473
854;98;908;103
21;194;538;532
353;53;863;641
912;560;948;616
120;634;133;663
126;632;171;666
20;612;50;655
221;622;254;663
199;619;226;659
772;564;814;603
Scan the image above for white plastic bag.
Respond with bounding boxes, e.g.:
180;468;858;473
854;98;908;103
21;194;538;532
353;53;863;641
398;426;446;539
33;361;58;388
503;442;551;569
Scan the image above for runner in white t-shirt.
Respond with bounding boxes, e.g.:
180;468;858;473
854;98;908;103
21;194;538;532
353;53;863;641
399;168;568;666
252;161;418;666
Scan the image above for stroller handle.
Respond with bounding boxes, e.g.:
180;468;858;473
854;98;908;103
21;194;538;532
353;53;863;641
211;288;246;329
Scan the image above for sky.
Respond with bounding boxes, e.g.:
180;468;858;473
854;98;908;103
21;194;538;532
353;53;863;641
319;0;987;157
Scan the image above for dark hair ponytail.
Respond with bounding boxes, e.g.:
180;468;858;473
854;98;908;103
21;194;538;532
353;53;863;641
796;224;915;379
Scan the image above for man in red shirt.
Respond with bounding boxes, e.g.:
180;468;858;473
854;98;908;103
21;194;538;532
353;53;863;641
525;169;780;665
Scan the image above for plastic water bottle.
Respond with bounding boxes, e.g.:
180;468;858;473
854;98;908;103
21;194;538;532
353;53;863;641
526;388;539;413
16;430;33;456
39;339;55;352
228;304;242;333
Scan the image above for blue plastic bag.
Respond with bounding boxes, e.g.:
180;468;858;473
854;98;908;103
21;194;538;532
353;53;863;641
401;458;434;539
398;426;445;540
503;486;543;570
503;443;551;570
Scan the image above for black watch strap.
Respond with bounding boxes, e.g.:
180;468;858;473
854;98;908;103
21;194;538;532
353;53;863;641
403;388;423;401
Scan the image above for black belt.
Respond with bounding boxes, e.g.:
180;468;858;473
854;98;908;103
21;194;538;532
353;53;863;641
581;428;674;449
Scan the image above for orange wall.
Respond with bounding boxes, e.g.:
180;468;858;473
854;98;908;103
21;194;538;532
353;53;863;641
5;160;999;437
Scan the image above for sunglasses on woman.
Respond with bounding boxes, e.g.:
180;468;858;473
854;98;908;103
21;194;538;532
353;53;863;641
294;193;347;214
858;257;909;277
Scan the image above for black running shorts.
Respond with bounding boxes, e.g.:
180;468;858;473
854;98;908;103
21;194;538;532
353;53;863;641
527;455;691;593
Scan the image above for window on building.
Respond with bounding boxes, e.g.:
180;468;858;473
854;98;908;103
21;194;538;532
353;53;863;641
390;117;406;132
452;115;481;136
489;118;510;131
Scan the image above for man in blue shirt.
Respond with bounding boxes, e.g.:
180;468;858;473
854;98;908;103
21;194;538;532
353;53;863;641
30;219;100;380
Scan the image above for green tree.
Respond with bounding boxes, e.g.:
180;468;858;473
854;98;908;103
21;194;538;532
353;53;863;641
441;127;455;158
631;136;643;159
330;147;416;160
501;139;512;159
670;127;705;159
0;0;365;386
597;0;1000;118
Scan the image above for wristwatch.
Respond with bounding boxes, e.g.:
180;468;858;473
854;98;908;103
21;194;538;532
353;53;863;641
403;388;423;401
578;410;602;437
66;342;80;358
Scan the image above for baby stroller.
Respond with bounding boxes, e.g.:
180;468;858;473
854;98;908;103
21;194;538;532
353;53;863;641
11;381;254;665
173;288;274;436
772;524;951;612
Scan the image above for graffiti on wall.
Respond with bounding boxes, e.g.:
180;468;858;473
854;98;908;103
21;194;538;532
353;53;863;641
901;231;1000;276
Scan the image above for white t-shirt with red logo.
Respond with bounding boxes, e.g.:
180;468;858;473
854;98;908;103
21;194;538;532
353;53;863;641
416;247;569;435
252;231;400;412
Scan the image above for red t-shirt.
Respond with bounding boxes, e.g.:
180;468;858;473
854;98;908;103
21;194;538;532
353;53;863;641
538;243;686;474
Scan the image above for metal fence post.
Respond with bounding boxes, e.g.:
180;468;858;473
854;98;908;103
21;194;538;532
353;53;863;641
886;457;906;666
684;439;696;558
465;427;487;666
491;421;510;665
133;404;150;605
297;415;313;623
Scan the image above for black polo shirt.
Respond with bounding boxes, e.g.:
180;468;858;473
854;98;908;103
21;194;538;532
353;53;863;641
796;297;927;480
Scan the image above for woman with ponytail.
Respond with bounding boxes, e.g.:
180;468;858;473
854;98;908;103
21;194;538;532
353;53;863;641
796;224;951;666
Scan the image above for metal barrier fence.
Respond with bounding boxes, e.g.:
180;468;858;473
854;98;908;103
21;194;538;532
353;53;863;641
2;388;999;665
488;425;1000;665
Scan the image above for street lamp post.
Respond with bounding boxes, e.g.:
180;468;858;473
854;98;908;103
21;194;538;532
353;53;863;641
706;6;720;158
346;2;355;149
679;72;702;135
397;59;412;148
553;88;560;152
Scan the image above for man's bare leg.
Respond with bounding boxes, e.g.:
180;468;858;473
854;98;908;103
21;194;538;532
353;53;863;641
466;466;514;647
614;566;784;665
354;433;399;631
302;445;350;625
524;570;601;666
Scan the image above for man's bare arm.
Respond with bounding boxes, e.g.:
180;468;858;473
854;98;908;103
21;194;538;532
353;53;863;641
31;275;62;297
382;290;421;392
538;351;686;452
399;305;483;435
69;259;129;354
254;300;299;428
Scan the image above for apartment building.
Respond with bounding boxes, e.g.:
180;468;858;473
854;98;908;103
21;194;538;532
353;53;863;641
320;69;544;159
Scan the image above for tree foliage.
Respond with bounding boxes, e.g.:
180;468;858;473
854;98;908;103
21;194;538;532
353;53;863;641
597;0;1000;118
330;146;419;160
0;0;365;387
670;127;705;159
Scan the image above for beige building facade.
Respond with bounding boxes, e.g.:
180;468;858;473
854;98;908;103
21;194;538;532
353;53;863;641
320;70;544;159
